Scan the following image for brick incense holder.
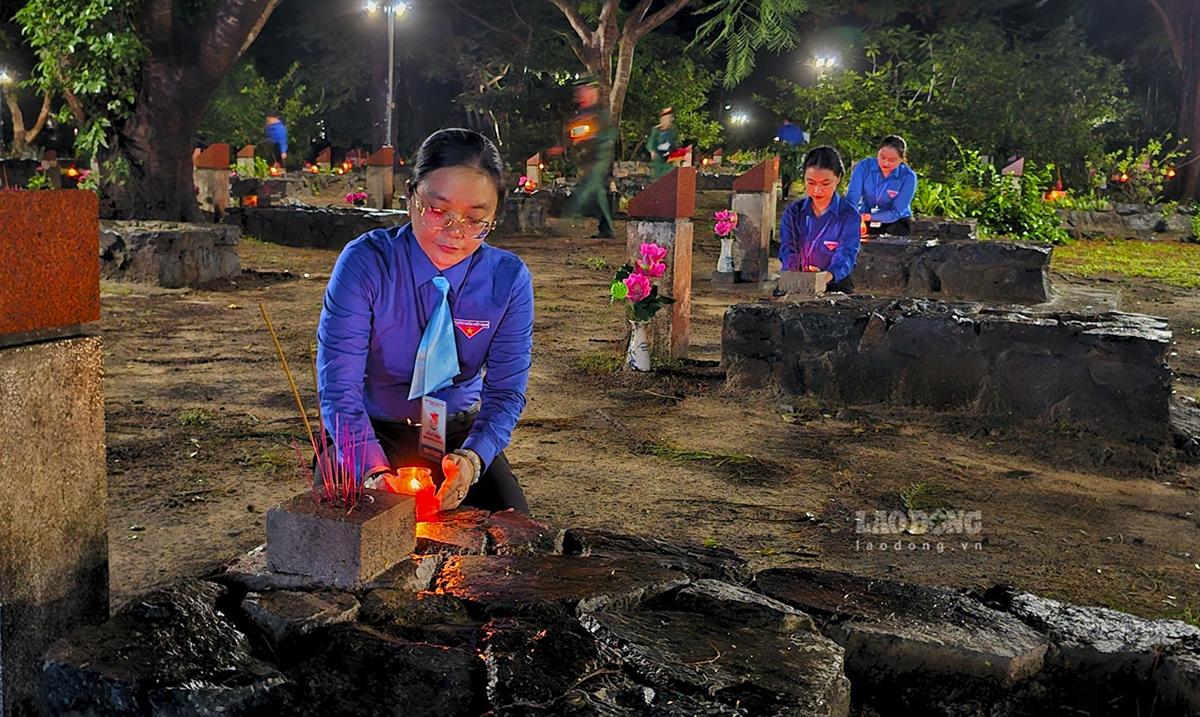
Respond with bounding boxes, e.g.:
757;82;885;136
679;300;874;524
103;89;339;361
266;490;416;589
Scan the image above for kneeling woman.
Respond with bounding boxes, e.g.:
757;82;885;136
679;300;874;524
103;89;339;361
779;146;862;292
317;128;533;513
845;135;918;236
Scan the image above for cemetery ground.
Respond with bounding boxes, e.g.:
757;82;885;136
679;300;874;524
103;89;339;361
100;193;1200;627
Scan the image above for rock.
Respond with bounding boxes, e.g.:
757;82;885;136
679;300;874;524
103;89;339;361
484;509;555;555
1170;399;1200;461
223;205;408;249
433;554;689;617
242;590;359;645
359;553;444;591
755;568;1048;687
481;615;602;709
722;297;1174;448
100;220;240;288
40;580;286;715
500;191;551;234
211;544;336;592
275;624;478;716
665;579;816;634
417;521;489;555
558;527;751;583
579;609;850;716
358;588;479;648
909;218;977;241
853;237;1052;304
985;587;1200;678
1155;646;1200;716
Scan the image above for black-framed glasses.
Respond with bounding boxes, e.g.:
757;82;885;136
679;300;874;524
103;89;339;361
411;191;496;240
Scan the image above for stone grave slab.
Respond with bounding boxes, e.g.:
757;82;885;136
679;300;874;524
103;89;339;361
558;527;750;584
266;490;416;590
100;220;241;288
755;568;1047;686
483;508;554;555
432;554;690;617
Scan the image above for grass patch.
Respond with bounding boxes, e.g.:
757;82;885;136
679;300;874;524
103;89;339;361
178;408;212;427
100;281;134;296
573;351;623;376
1178;605;1200;628
583;256;609;271
637;438;782;486
1052;239;1200;289
898;482;954;512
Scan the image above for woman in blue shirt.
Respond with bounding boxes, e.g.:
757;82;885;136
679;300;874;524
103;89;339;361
317;129;533;513
779;146;862;292
845;135;917;236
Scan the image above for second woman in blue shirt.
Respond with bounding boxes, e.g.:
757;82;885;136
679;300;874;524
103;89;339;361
845;135;918;236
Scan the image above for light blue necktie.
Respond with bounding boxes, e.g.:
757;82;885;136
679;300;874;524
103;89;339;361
408;275;459;400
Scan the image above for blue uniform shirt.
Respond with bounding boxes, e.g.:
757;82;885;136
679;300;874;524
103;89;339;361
844;158;917;224
316;224;534;473
778;192;861;282
265;120;288;155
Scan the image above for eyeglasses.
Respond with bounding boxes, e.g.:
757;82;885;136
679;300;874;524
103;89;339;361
411;192;496;240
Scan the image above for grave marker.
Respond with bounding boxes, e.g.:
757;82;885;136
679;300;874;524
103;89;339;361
627;167;695;359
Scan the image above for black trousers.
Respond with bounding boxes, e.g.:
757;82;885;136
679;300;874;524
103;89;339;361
866;217;911;236
369;416;529;514
826;274;855;294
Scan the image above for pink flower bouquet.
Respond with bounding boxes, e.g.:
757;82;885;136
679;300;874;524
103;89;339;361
610;242;675;322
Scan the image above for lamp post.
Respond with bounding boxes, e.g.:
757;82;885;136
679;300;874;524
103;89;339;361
0;69;10;155
365;1;410;148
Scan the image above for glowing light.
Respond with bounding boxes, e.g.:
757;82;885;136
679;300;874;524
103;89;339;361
0;69;10;85
1119;172;1129;183
64;166;80;178
568;122;594;141
537;163;544;170
341;160;353;171
1166;168;1177;179
242;195;259;207
728;111;751;126
335;167;345;175
363;1;379;12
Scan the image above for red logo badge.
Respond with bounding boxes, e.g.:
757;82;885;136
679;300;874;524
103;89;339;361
887;189;899;198
454;319;491;338
429;412;440;430
823;241;840;251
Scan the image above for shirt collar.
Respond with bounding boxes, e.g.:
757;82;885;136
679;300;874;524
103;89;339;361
404;224;476;295
802;192;843;219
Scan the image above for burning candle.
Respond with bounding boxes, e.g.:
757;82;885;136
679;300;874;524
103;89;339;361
385;466;438;520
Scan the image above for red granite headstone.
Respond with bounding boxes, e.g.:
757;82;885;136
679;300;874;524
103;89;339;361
367;147;394;167
732;157;779;192
628;167;696;219
194;143;230;170
237;144;255;158
0;191;100;337
526;153;541;167
315;147;332;165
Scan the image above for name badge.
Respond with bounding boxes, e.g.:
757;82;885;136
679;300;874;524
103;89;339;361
419;395;447;461
870;221;882;228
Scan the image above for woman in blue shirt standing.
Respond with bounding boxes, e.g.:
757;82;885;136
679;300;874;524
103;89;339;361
845;135;917;236
779;146;862;292
317;128;534;513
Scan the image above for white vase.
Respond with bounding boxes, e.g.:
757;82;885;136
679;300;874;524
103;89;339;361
716;236;735;274
626;320;652;372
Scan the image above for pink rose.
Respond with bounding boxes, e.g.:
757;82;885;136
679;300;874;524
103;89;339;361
640;260;666;278
624;272;652;302
639;242;668;264
715;220;733;237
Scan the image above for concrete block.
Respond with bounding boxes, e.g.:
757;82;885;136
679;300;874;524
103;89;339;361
0;336;108;716
100;220;240;288
778;270;827;298
731;191;775;282
627;219;693;358
266;490;416;590
0;190;100;340
366;166;394;209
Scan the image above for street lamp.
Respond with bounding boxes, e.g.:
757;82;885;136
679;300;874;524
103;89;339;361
365;1;410;148
0;69;10;155
811;55;838;79
728;111;751;126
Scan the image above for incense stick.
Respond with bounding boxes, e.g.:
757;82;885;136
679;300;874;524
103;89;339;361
259;302;318;454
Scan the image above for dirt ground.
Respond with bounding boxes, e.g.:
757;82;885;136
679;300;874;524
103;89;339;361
100;194;1200;623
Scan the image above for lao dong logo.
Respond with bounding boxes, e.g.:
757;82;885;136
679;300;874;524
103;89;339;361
854;509;983;536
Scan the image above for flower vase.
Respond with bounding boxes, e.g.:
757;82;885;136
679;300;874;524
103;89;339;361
626;320;652;372
716;236;735;274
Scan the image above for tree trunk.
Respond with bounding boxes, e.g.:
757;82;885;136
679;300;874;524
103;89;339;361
115;0;279;220
3;93;51;157
115;57;215;221
1151;0;1200;199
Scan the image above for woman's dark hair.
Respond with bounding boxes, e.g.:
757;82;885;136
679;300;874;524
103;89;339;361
801;145;845;178
880;135;907;159
408;128;506;202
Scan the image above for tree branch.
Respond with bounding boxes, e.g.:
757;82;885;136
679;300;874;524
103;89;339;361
548;0;593;43
1148;0;1183;69
447;0;528;47
26;93;53;141
627;0;691;41
237;0;282;57
195;0;279;84
145;0;175;48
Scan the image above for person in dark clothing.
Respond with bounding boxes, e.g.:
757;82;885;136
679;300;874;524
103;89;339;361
566;80;617;238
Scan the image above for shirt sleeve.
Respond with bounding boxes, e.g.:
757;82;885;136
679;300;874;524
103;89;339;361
778;203;803;272
316;239;390;476
827;209;862;283
462;260;534;468
844;161;866;214
872;169;916;223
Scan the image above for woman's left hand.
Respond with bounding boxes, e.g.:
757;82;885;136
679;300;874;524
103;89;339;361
437;450;480;511
822;271;834;284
